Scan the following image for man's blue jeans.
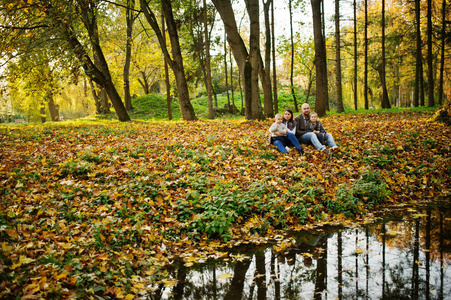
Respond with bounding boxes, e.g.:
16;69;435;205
300;132;337;150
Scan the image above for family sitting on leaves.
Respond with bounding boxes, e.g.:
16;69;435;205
269;103;339;156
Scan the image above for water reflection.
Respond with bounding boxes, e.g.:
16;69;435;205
147;206;451;300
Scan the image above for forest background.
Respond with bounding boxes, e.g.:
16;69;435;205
0;0;450;122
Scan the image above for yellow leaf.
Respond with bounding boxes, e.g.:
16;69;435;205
218;273;232;279
355;249;365;254
97;205;109;213
54;272;68;280
11;255;35;269
386;230;400;236
125;294;135;300
186;256;198;262
133;282;145;289
2;241;14;251
162;278;178;287
115;287;126;299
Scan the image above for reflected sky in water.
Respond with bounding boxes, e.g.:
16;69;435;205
148;206;451;300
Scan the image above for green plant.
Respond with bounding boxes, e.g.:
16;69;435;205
60;159;93;177
327;186;361;217
328;167;390;217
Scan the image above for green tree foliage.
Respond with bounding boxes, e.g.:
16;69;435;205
0;0;130;121
278;35;316;105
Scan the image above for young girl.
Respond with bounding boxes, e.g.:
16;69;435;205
269;113;304;155
306;112;326;145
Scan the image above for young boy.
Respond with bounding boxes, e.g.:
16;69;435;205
269;113;304;155
306;112;326;145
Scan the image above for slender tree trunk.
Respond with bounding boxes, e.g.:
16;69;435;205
204;0;214;119
438;0;446;105
306;70;313;103
271;0;278;114
322;0;330;111
161;12;172;120
414;0;425;107
90;80;102;114
364;0;369;109
124;0;135;110
381;0;390;108
140;0;197;120
353;0;358;110
311;0;328;117
230;50;235;109
263;0;274;118
289;0;298;112
427;0;434;107
138;72;150;95
224;30;231;109
40;102;46;123
335;0;344;113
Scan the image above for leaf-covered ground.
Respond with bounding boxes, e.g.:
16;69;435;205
0;111;450;299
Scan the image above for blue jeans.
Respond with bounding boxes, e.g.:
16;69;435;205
272;133;303;154
300;132;337;150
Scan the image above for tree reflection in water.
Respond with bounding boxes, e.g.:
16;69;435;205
146;207;451;299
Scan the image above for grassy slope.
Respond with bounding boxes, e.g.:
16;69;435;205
127;93;439;121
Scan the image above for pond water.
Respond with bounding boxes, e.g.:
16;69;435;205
147;204;451;300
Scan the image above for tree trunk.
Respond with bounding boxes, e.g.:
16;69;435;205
46;93;59;121
322;0;330;112
140;0;197;120
289;0;298;112
246;0;263;120
364;0;369;109
230;50;235;109
438;0;446;105
414;0;424;107
224;30;231;109
100;88;110;113
335;0;344;113
427;0;434;107
203;0;214;119
381;0;391;108
124;0;135;111
89;80;103;114
212;0;263;120
311;0;328;117
263;0;274;118
377;67;390;109
271;0;278;114
40;102;46;123
353;0;358;110
161;12;172;120
138;72;150;95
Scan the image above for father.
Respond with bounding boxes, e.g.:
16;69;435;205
294;103;339;153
